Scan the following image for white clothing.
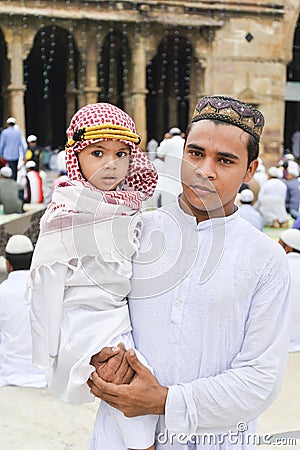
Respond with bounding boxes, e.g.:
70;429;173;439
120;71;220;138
28;183;157;448
0;270;46;387
156;136;184;206
255;194;289;226
238;204;263;231
119;200;288;449
287;252;300;352
258;178;287;202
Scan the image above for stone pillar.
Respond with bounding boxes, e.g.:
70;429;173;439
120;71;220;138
84;34;100;105
131;34;148;149
7;36;26;135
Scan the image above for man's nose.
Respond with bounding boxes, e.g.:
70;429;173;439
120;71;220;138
195;158;217;179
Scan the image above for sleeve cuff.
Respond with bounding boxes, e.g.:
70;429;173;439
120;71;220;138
165;383;198;435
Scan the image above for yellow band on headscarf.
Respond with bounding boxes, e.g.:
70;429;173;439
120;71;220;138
66;123;141;148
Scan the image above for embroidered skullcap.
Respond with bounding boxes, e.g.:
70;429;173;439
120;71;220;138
5;235;33;255
27;134;37;143
192;95;264;144
280;229;300;252
0;166;13;178
6;117;16;125
65;103;157;201
169;127;181;135
240;189;254;203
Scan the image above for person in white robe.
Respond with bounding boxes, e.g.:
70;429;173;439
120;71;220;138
279;228;300;352
0;235;46;388
27;103;158;450
87;95;291;450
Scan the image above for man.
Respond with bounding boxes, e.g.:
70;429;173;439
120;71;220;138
88;96;290;449
25;134;43;171
156;127;185;206
238;188;263;231
279;228;300;352
0;117;26;180
284;164;300;220
0;235;46;387
0;166;23;214
24;160;44;204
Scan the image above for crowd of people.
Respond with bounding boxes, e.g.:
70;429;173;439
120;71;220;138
0;96;299;450
0;117;67;214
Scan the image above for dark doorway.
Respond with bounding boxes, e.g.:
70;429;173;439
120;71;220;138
24;26;77;149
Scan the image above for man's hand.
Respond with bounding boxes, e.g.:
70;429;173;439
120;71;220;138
87;348;168;417
90;343;134;384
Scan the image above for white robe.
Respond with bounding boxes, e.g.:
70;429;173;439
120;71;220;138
0;270;46;387
287;252;300;352
124;200;290;449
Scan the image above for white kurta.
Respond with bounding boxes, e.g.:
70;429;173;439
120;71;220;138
0;270;46;387
126;200;290;449
287;252;300;352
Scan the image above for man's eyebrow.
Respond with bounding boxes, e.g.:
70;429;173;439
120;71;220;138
186;143;205;151
217;151;240;160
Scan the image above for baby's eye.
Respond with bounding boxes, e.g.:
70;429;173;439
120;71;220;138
92;150;103;157
116;151;129;158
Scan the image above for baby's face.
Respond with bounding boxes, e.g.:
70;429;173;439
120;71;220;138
77;139;130;191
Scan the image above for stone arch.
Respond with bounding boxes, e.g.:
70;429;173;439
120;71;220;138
146;30;194;141
284;11;300;152
97;27;131;110
24;24;79;148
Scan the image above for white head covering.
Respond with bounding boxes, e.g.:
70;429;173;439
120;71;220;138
0;166;13;178
280;229;300;252
287;164;300;178
240;189;254;203
6;117;16;125
268;166;282;178
5;235;34;254
27;134;38;143
169;127;181;135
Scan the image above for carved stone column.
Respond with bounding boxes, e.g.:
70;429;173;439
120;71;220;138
7;34;26;135
131;33;148;149
84;32;100;105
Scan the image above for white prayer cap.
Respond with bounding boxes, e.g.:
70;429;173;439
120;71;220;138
285;154;295;161
280;229;300;252
25;161;36;169
268;166;281;178
27;134;37;143
169;127;181;135
5;235;34;254
240;189;254;203
287;164;300;178
6;117;16;124
0;166;13;178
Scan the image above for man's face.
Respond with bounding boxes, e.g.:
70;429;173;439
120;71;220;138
180;120;258;221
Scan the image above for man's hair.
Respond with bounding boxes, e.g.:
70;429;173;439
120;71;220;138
185;119;259;167
5;252;33;271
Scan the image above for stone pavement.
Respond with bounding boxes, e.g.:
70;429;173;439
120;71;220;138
0;352;299;449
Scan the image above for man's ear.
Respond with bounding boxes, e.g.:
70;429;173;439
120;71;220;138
244;159;258;183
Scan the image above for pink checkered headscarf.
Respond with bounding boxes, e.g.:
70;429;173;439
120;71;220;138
64;102;157;209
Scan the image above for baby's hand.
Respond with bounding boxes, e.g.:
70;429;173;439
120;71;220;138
90;343;135;384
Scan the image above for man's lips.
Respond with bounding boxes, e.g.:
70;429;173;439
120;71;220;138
190;184;216;194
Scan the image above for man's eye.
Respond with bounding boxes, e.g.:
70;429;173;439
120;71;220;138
116;151;129;157
190;151;203;157
219;158;233;164
92;151;103;157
